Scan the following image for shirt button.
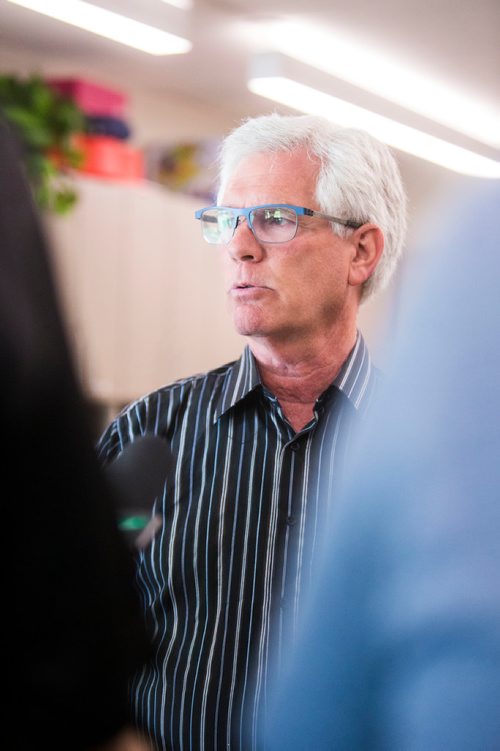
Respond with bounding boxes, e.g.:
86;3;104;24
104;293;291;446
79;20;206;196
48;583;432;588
286;515;296;526
289;441;300;452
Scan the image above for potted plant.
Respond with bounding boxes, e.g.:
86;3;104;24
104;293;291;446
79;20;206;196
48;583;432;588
0;73;85;214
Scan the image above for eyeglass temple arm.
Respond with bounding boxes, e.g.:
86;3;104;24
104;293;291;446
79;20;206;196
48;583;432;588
305;208;362;230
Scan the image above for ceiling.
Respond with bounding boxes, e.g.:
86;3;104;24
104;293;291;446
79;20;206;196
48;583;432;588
0;0;499;194
1;0;498;116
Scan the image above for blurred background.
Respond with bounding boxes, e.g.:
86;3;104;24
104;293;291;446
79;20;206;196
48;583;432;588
1;0;498;435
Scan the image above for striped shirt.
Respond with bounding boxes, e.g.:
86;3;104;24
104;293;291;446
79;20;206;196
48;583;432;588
96;332;379;751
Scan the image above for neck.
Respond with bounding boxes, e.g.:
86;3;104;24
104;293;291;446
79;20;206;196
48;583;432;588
249;325;358;432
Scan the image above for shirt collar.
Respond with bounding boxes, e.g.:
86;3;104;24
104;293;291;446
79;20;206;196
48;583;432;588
214;331;376;421
214;346;262;420
331;331;376;413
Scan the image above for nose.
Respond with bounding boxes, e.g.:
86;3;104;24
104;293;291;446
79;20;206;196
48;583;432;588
227;216;264;262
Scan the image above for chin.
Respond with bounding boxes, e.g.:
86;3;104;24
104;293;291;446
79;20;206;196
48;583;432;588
232;312;268;338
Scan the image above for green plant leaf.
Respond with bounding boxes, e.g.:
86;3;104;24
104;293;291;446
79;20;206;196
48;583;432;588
0;73;85;214
53;187;78;215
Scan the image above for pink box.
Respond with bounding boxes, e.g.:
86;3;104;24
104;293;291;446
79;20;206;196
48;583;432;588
47;77;127;117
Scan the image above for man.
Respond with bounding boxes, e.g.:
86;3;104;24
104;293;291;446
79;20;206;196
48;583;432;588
97;113;408;750
0;119;152;750
264;179;500;750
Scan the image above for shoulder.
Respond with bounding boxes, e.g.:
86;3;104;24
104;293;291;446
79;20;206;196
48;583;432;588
144;359;239;408
96;359;238;460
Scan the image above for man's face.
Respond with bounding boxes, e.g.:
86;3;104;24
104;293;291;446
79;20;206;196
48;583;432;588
219;147;356;346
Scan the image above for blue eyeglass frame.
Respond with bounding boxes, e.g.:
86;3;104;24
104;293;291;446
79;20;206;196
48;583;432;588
194;204;363;244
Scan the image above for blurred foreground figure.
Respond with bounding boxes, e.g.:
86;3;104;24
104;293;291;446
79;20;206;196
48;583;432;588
0;119;152;750
265;179;500;750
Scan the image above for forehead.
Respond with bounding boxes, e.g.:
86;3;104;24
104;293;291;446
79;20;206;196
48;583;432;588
221;147;320;206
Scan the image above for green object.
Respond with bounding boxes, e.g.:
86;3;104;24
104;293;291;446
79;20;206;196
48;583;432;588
0;73;85;214
118;515;150;532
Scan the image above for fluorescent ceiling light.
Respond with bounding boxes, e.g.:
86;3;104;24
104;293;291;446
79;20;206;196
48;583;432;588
248;75;500;179
158;0;192;9
6;0;192;55
242;18;500;150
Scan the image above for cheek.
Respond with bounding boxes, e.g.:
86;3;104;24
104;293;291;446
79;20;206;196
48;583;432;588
291;251;338;286
295;254;350;308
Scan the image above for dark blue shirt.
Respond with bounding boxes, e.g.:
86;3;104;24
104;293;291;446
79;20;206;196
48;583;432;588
97;333;379;750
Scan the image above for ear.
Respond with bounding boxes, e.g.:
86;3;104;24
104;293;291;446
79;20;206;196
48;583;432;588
348;224;384;289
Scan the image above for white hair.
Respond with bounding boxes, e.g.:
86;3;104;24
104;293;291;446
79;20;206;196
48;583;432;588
216;113;408;303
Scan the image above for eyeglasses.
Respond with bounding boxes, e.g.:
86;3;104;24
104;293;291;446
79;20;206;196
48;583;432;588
194;204;363;245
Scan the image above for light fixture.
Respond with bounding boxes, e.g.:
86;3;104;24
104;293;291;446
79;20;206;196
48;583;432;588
6;0;192;56
248;53;500;179
158;0;192;9
240;18;500;150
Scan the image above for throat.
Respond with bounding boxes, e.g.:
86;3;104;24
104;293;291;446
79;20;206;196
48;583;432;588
258;360;337;431
252;330;357;431
278;399;316;433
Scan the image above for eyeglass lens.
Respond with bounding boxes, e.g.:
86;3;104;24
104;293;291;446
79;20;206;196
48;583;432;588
200;206;299;244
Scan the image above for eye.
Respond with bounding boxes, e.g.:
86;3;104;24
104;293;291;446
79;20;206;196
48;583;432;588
256;207;296;227
217;211;235;232
265;209;285;226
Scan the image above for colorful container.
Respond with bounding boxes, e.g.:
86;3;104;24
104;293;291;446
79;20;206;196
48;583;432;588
48;77;127;117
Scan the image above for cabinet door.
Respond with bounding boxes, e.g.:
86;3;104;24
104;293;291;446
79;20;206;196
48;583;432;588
45;176;243;406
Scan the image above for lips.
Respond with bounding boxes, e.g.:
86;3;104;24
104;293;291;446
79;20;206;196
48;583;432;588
229;280;271;294
232;279;266;289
